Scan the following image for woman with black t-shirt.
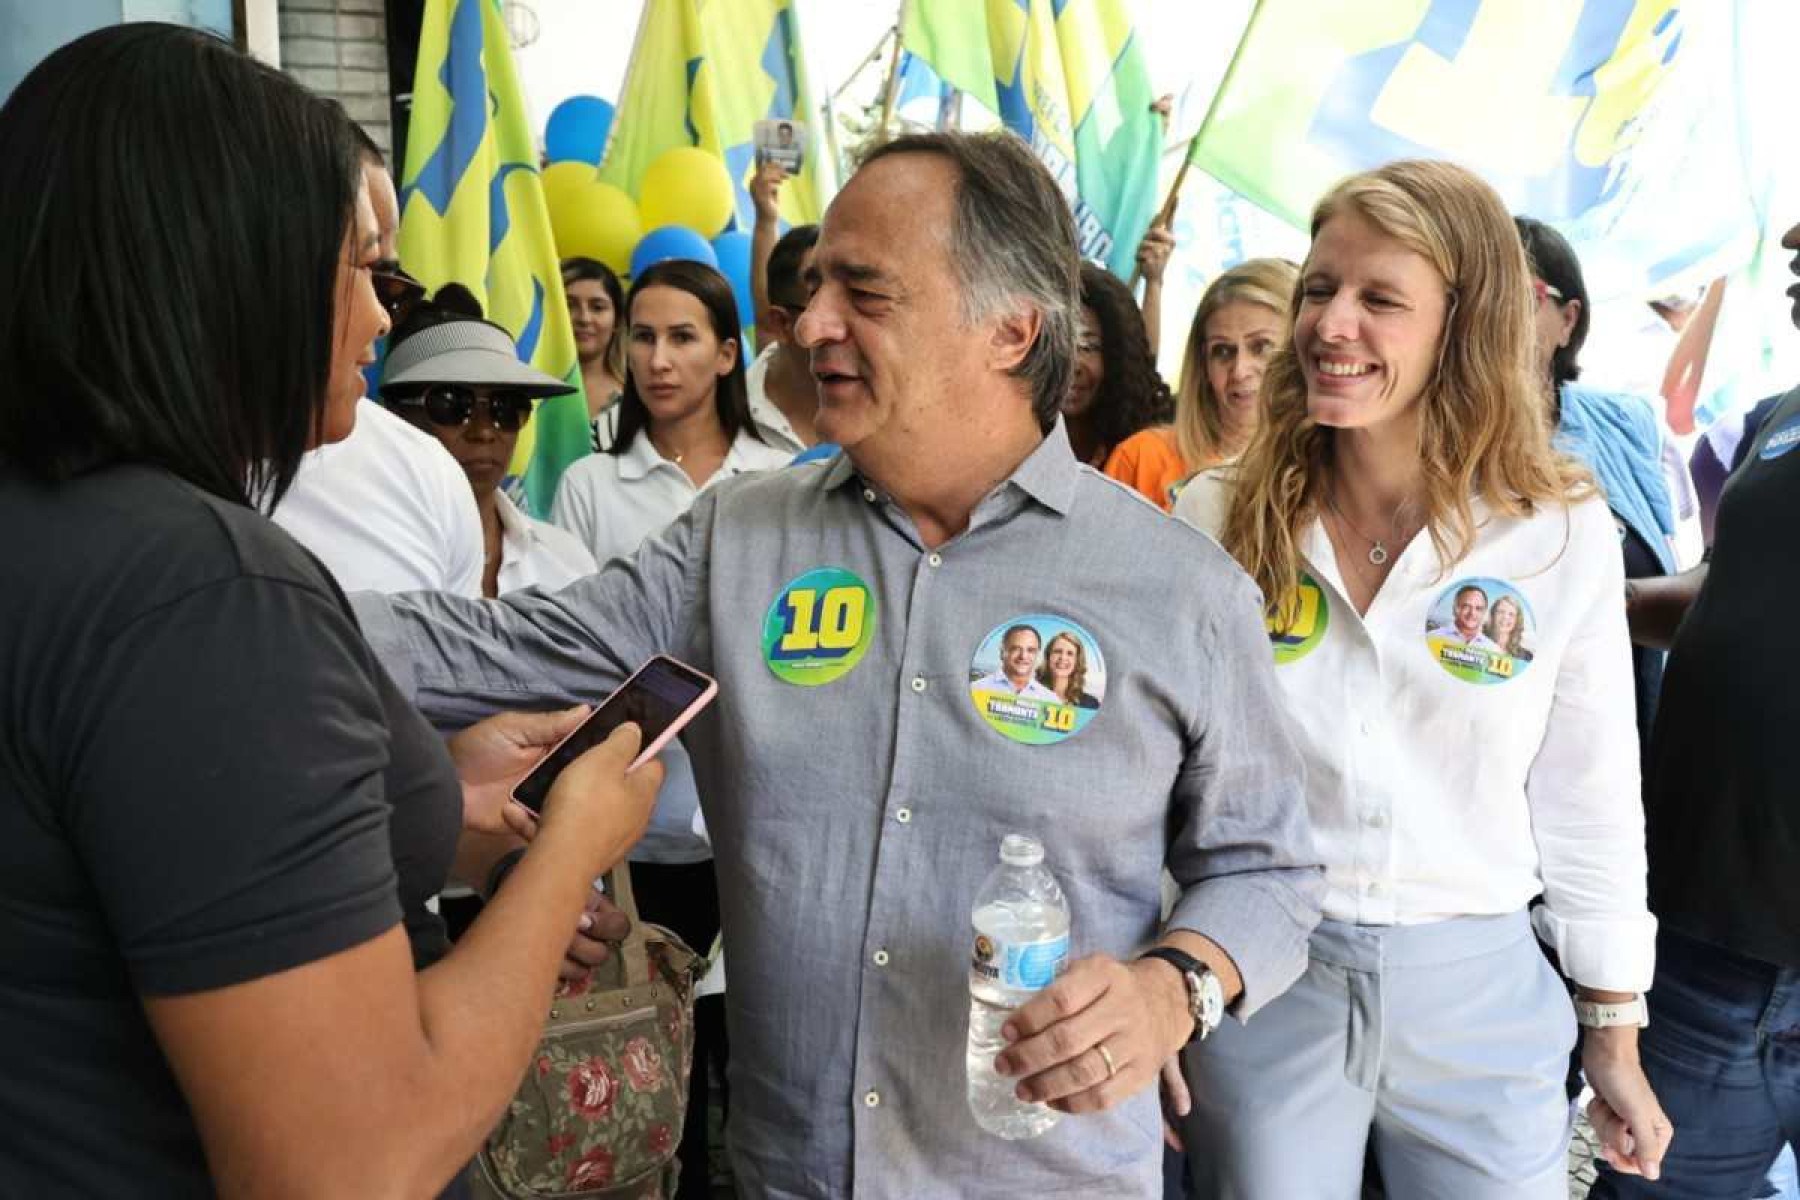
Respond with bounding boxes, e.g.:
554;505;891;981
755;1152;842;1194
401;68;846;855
0;25;662;1196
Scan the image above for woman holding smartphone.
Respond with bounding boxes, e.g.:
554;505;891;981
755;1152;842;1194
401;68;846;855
0;25;661;1196
1172;159;1667;1197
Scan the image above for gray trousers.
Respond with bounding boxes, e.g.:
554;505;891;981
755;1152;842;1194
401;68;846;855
1180;911;1575;1199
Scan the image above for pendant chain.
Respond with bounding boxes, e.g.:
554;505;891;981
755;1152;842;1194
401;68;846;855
1324;492;1400;567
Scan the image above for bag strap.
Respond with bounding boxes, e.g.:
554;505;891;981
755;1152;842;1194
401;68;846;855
600;862;651;987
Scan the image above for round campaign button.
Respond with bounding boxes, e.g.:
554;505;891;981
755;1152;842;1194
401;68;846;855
1422;577;1536;685
1760;414;1800;461
762;567;875;686
1268;571;1329;666
966;615;1106;746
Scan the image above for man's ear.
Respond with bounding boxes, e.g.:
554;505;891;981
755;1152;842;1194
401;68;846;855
989;305;1040;374
758;306;794;346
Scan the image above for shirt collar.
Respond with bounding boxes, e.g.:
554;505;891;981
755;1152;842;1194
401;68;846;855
819;417;1079;517
494;489;536;551
616;427;670;482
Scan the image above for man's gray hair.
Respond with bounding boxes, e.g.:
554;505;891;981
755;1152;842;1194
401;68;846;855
862;131;1079;430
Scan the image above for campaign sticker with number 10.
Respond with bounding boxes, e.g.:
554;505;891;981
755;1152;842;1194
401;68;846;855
762;567;876;686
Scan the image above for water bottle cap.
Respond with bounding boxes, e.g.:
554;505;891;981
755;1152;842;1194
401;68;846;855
999;834;1044;866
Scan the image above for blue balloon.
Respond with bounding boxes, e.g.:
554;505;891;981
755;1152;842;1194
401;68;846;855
710;231;756;333
630;225;719;276
544;95;614;165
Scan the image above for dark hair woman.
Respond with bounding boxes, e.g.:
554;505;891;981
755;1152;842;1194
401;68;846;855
1061;261;1172;467
550;256;791;1197
0;24;660;1195
1515;216;1689;770
561;256;628;448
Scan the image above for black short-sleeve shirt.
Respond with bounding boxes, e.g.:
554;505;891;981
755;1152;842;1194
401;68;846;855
1647;383;1800;968
0;465;460;1193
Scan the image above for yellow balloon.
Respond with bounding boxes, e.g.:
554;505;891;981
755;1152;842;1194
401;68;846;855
638;147;735;240
544;168;641;277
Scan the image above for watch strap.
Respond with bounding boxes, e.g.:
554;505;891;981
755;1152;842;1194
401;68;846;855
1574;996;1648;1029
1139;946;1203;977
1138;947;1221;1043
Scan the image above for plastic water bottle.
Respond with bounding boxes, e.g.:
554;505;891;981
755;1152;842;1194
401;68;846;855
966;833;1071;1139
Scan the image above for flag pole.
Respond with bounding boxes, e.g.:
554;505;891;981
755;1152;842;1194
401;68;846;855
1128;131;1195;288
877;2;910;141
1127;0;1262;284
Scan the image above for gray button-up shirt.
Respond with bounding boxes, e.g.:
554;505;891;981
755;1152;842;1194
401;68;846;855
354;425;1322;1199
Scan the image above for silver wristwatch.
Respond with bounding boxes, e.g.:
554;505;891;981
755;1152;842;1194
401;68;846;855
1140;947;1225;1042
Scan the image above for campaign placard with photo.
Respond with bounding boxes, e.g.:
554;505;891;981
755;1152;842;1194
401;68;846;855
967;615;1107;746
1423;576;1536;684
754;118;806;173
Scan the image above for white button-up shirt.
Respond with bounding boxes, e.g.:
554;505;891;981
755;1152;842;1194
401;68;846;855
493;491;596;596
1175;475;1655;991
275;399;483;597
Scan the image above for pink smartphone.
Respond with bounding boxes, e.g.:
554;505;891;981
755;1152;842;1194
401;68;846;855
509;655;718;814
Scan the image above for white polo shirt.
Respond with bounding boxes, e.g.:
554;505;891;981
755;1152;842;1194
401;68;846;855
494;491;597;595
549;426;790;863
1175;473;1654;991
274;398;483;597
550;426;793;565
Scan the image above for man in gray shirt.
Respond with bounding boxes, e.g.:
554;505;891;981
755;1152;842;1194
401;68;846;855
355;131;1321;1198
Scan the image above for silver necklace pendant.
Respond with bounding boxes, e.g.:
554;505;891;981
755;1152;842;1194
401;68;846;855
1368;543;1389;566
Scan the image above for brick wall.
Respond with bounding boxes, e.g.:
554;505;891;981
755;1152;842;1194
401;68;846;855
278;0;391;161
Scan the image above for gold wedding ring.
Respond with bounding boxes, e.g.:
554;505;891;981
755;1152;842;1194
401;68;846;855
1096;1042;1118;1080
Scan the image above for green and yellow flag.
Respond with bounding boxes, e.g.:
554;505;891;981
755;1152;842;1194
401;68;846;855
398;0;589;518
599;0;826;231
902;0;1163;278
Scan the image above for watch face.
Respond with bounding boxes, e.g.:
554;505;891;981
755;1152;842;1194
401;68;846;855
1197;971;1225;1026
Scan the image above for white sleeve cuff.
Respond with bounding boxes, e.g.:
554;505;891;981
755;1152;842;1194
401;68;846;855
1531;906;1657;993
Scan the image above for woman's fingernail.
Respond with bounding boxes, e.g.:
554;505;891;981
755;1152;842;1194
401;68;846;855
578;915;593;931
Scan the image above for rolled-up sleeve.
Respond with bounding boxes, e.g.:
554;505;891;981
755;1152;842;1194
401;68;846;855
351;496;712;730
1526;504;1657;992
1165;567;1325;1019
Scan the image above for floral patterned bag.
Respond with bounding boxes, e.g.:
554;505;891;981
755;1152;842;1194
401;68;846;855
472;864;703;1200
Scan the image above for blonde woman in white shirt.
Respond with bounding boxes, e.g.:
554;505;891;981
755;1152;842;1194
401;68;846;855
1171;159;1668;1197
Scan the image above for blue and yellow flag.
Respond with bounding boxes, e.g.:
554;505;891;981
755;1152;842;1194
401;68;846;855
398;0;589;518
903;0;1164;278
598;0;826;231
1190;2;1757;293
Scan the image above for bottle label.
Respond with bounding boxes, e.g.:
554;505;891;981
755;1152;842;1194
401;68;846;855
971;928;1069;991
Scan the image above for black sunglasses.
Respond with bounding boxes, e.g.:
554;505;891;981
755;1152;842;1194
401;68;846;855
391;384;535;433
371;266;428;324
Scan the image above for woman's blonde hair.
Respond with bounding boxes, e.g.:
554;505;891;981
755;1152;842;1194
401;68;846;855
1035;630;1090;705
1173;257;1299;469
1486;594;1527;656
1220;160;1591;626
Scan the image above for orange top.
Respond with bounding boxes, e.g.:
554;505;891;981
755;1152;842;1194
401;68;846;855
1102;427;1191;512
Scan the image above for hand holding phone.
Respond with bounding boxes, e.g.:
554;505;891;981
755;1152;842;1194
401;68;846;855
511;656;717;814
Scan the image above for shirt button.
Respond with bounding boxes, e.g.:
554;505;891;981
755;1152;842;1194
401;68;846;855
873;949;890;967
863;488;878;503
1367;879;1386;896
895;807;913;824
927;552;943;567
864;1089;881;1108
910;676;927;693
1365;809;1387;829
